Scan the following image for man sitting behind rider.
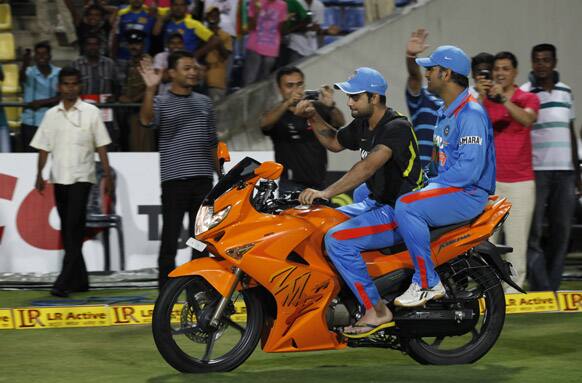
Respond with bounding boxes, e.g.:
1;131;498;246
393;46;496;307
295;68;423;335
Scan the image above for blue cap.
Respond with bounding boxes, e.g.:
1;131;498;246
416;45;470;77
334;67;388;95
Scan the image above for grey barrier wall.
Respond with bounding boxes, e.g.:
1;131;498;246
218;0;582;171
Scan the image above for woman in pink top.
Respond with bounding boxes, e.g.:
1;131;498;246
243;0;288;85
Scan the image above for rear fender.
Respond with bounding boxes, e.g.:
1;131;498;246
475;241;526;294
168;257;236;297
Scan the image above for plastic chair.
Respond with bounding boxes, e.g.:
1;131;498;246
342;7;366;32
0;4;12;31
85;162;126;271
323;7;342;29
0;33;15;61
1;64;20;94
3;95;21;129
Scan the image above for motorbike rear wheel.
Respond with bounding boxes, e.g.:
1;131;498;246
403;257;506;364
152;276;263;373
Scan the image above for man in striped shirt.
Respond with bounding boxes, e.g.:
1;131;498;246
521;44;581;291
405;29;443;168
138;50;219;288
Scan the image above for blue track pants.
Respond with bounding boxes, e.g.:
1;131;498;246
326;198;402;309
394;183;489;289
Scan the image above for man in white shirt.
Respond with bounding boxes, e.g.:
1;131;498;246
287;0;325;63
521;43;580;291
31;67;113;298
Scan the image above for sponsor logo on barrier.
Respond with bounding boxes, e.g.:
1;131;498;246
13;306;110;329
558;291;582;312
505;292;559;314
111;304;159;325
0;309;14;329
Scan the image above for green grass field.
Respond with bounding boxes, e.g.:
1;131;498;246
1;287;581;383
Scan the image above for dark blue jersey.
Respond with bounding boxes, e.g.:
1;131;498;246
406;87;443;168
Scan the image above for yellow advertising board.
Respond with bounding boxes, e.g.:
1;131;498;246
557;291;582;312
0;309;14;329
13;306;110;329
0;291;579;330
505;292;559;314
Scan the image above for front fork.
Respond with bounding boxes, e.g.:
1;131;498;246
209;268;243;328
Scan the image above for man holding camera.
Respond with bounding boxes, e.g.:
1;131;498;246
480;51;540;290
260;66;345;193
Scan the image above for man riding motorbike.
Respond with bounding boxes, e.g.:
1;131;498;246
294;67;423;336
393;45;496;307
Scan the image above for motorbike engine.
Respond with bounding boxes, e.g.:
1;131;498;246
325;299;352;327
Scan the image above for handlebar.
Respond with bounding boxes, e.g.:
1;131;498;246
276;192;332;207
254;185;333;214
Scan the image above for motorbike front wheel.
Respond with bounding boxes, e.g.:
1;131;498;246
152;276;263;373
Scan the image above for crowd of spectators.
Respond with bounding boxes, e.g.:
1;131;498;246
2;0;372;152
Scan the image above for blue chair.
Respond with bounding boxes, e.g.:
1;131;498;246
323;6;342;29
343;6;365;32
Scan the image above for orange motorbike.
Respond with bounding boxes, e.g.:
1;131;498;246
152;146;523;372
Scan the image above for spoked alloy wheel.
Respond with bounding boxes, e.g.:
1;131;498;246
152;276;263;373
404;257;506;364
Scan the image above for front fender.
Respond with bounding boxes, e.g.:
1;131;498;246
168;257;236;297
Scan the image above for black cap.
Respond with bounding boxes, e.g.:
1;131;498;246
125;29;146;44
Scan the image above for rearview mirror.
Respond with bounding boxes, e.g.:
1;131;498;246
217;142;230;164
254;162;283;180
217;142;230;177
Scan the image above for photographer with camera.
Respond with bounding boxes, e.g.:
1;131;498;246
481;51;540;291
470;52;494;99
260;66;345;193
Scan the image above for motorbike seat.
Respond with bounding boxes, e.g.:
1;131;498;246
378;219;475;255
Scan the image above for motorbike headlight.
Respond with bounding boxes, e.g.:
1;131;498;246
195;205;231;236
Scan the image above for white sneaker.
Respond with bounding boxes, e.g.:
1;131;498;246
394;281;446;307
